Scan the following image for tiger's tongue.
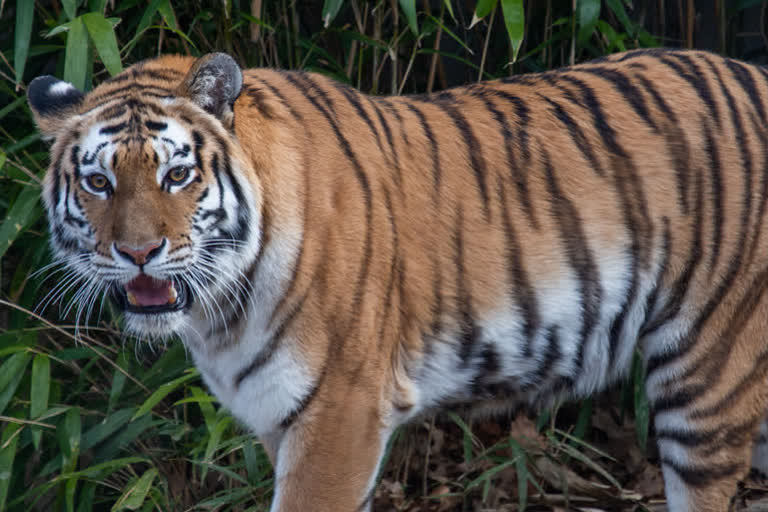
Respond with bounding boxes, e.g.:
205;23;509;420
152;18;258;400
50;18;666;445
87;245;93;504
125;274;173;307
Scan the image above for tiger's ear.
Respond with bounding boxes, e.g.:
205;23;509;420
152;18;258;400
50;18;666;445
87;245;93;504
177;53;242;128
27;75;84;139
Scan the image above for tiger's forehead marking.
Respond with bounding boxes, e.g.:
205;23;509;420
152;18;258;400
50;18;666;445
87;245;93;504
77;116;195;185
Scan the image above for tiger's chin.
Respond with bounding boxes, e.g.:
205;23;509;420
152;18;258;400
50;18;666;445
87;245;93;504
123;310;189;340
110;277;194;340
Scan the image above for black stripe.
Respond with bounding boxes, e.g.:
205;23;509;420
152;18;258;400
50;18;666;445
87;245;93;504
377;186;399;344
88;84;174;104
692;350;768;419
424;97;490;219
542;95;605;177
288;71;336;116
652;383;707;413
724;59;767;121
744;113;768;267
527;325;561;389
639;217;671;328
329;81;387;158
81;142;108;166
250;76;303;120
243;85;276;119
369;98;402;188
453;208;481;366
543;151;602;378
403;102;441;196
641;160;703;342
474;88;538;227
378;99;409;151
192;131;204;173
496;176;539;358
576;66;659;132
280;377;321;429
234;291;308;388
209;152;227;228
657;417;757;449
99;122;127;135
62;174;87;228
97;104;126;121
633;74;691;213
214;134;251;244
144;120;167;131
661;457;743;488
478;87;531;168
430;253;443;337
70;145;81;179
48;150;64;210
707;121;724;275
659;54;722;129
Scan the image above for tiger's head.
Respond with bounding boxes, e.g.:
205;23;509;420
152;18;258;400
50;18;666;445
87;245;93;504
27;54;262;340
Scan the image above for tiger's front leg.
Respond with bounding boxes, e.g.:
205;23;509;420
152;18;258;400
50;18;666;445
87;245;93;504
268;371;394;512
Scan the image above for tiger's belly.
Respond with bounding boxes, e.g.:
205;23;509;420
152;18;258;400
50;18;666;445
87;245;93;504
409;249;658;415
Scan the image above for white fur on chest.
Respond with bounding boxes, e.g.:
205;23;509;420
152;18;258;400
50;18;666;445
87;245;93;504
184;324;313;437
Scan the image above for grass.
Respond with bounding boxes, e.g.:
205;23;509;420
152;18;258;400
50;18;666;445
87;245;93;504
1;1;768;510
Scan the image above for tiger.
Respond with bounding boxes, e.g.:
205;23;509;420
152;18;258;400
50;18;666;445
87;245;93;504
26;47;768;511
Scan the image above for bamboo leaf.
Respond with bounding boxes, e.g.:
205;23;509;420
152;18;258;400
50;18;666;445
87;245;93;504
30;354;51;450
501;0;525;62
0;423;22;510
321;0;344;27
0;185;41;262
62;0;78;20
64;17;89;91
132;371;198;421
189;386;217;432
443;0;456;22
59;408;82;473
108;354;128;413
89;0;108;13
605;0;634;37
201;416;232;480
14;0;34;85
65;477;77;512
111;468;158;511
509;438;528;509
398;0;419;35
76;482;96;512
577;0;601;43
82;13;123;76
0;352;31;416
471;0;497;28
157;0;179;30
82;408;136;451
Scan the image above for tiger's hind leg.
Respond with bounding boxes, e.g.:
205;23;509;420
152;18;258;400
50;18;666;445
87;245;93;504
643;283;768;511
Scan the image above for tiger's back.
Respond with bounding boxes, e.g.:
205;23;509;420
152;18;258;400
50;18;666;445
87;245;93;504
28;48;768;511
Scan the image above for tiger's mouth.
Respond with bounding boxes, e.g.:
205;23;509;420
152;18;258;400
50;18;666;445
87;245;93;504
112;274;191;314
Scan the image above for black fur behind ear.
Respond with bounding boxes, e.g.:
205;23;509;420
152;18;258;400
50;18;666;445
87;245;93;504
178;53;242;124
27;76;84;138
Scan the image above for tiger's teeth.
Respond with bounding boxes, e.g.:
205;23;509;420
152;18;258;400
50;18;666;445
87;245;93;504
127;291;138;306
169;285;178;304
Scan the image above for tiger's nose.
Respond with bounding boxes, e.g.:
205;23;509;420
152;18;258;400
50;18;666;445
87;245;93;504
114;239;166;265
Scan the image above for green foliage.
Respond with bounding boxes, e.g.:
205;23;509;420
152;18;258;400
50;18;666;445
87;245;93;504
0;0;763;510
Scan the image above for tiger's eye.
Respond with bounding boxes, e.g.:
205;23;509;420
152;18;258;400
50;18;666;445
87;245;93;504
87;173;109;191
167;166;189;183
